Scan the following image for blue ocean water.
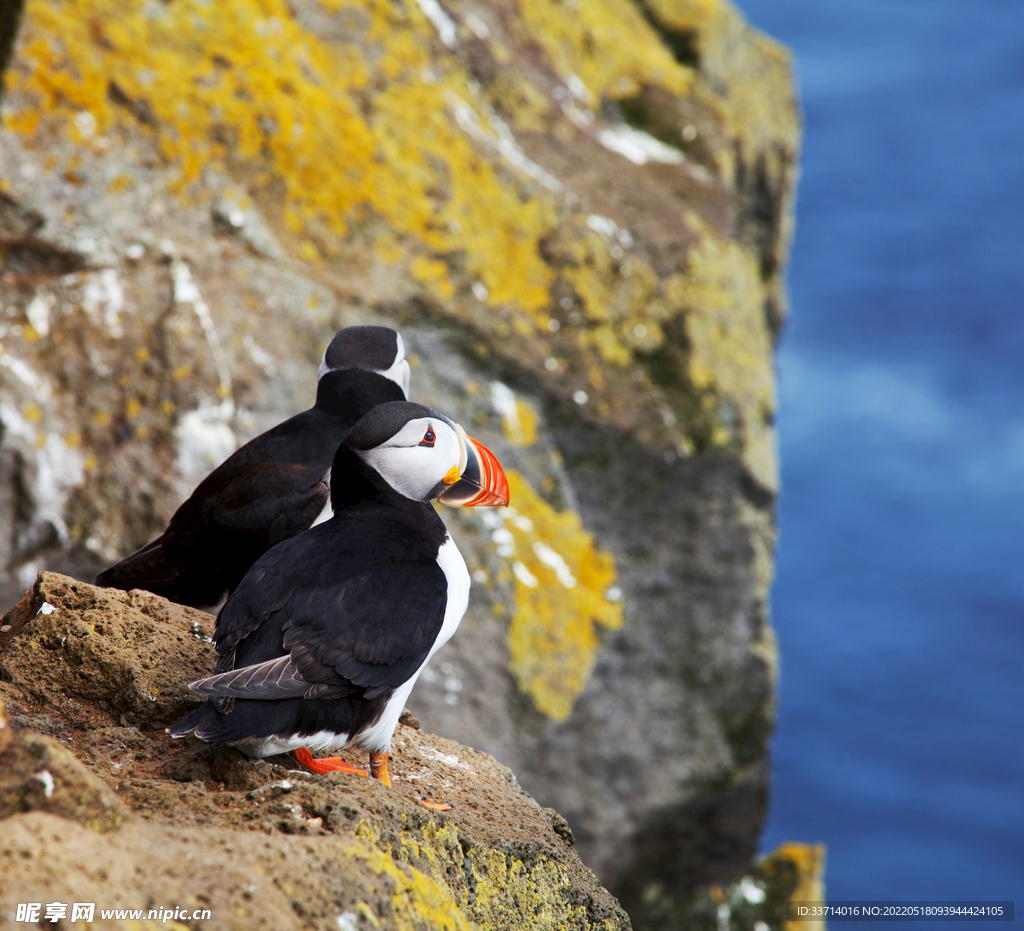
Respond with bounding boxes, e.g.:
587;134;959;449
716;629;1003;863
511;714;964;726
732;0;1024;912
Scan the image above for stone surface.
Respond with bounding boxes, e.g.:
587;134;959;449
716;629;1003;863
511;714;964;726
0;0;800;916
0;573;630;931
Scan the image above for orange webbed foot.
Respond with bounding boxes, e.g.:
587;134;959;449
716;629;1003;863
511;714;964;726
290;747;368;777
417;796;454;812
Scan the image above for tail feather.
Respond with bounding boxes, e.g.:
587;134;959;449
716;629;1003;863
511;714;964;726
170;701;240;742
170;698;287;746
95;535;227;607
95;534;175;590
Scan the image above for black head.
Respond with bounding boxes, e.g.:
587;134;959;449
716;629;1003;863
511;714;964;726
330;401;509;511
344;401;456;452
318;326;410;398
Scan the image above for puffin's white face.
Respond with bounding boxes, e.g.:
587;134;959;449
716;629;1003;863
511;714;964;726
358;416;463;502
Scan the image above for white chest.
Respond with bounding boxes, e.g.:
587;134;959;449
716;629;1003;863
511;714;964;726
430;533;470;659
310;499;333;527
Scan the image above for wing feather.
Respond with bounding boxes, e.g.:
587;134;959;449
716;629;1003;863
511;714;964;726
190;655;354;700
208;532;449;702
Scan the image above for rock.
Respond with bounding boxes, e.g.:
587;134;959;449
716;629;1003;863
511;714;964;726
0;0;799;914
0;573;630;930
620;841;827;931
0;572;218;731
0;725;125;833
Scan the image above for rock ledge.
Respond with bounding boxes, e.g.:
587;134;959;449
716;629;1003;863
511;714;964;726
1;572;630;931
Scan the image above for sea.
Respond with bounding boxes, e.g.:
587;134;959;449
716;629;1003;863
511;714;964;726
730;0;1024;917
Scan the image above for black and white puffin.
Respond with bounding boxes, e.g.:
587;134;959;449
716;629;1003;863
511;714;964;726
170;401;510;787
95;326;411;608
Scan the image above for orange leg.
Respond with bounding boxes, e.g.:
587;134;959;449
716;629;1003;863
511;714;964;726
290;747;367;777
369;750;391;786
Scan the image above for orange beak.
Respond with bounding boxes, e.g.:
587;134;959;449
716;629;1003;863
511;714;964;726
438;433;510;508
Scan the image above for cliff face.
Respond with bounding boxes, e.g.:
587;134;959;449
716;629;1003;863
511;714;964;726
1;572;630;930
0;0;799;917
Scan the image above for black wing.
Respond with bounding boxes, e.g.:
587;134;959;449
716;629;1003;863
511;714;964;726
205;541;448;701
95;456;329;604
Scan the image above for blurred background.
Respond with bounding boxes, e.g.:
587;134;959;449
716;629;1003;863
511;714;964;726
734;0;1024;910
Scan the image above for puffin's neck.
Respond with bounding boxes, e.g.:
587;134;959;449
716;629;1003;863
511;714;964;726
315;370;405;418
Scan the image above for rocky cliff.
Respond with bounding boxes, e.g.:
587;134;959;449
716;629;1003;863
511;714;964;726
1;573;821;931
1;572;632;930
0;0;800;922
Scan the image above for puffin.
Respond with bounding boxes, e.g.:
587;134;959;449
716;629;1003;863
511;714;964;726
170;401;510;787
95;326;411;608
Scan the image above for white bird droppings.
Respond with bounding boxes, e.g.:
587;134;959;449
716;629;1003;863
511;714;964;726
739;876;766;904
337;913;360;931
597;125;685;166
465;11;490;38
413;0;458;47
34;769;55;798
512;560;539;588
418;746;473;772
25;293;53;337
83;268;125;338
448;94;565;195
532;541;577;588
175;400;237;489
171;258;232;400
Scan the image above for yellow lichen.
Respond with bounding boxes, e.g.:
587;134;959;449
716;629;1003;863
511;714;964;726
638;0;798;163
515;0;693;102
499;398;539;448
677;211;777;490
6;0;557;312
4;0;792;499
495;471;622;721
392;820;603;930
352;842;474;931
559;225;667;369
774;842;827;931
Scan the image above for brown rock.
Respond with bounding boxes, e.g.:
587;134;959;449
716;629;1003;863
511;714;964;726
0;726;125;833
0;573;630;930
0;572;217;732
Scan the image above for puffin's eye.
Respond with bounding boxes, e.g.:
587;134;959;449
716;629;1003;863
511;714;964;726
419;427;436;447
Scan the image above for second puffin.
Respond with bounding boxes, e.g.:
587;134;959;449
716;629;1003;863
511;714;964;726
171;401;509;785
